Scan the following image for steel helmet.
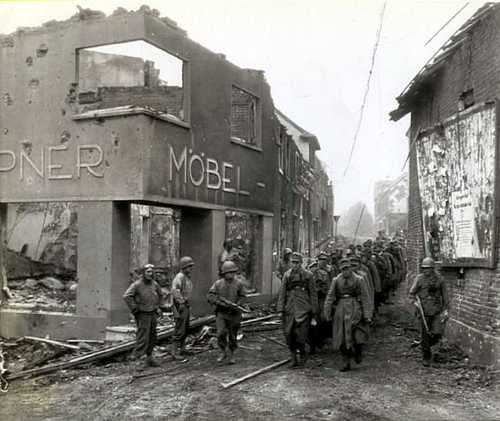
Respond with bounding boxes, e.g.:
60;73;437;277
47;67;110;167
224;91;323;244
221;260;238;274
421;257;435;268
284;248;293;256
179;256;194;269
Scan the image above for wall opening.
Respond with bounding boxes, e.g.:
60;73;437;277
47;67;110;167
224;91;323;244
77;40;185;121
5;202;78;313
224;210;260;293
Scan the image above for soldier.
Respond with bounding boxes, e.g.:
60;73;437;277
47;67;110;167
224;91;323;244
123;263;165;368
207;260;246;364
277;248;293;279
361;250;382;313
309;252;332;353
170;256;194;359
277;252;318;368
409;257;449;366
350;255;374;317
324;258;372;371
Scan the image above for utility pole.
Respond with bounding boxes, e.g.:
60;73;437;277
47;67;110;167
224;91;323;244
333;215;340;243
353;204;366;244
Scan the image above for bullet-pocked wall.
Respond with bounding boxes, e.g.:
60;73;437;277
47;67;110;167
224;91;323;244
0;8;277;336
399;5;500;367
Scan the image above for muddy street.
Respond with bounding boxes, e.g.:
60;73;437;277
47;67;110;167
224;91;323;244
1;292;498;421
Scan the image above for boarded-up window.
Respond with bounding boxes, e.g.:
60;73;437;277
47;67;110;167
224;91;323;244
231;86;259;145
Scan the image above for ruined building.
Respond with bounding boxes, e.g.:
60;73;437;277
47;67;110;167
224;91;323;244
391;3;500;367
0;7;334;339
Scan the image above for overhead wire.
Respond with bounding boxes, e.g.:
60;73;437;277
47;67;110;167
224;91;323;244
343;1;386;177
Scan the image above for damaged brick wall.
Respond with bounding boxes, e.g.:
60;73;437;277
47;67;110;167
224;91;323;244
407;8;500;366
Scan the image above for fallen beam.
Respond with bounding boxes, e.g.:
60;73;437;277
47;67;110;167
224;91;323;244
7;315;215;381
67;339;105;345
258;335;287;349
221;358;290;389
24;336;80;351
240;314;278;327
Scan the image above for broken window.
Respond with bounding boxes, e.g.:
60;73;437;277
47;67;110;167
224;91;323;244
231;86;260;146
458;89;474;111
77;41;185;120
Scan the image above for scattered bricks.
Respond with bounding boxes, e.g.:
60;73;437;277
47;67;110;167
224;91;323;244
36;44;48;57
26;56;33;66
2;93;13;106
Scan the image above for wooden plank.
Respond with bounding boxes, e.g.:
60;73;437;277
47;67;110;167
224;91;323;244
257;335;287;349
67;340;105;345
240;314;278;327
8;315;215;381
24;336;80;351
221;358;290;389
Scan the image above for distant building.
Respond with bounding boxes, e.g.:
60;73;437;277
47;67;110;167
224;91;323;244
373;173;408;237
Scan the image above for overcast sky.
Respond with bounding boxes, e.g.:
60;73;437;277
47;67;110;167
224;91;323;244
0;0;487;215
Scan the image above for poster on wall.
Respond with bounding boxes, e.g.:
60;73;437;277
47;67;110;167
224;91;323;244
416;101;498;267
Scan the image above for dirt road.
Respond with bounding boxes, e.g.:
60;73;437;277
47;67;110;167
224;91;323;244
1;295;499;421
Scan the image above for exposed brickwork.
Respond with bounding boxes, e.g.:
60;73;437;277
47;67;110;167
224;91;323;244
406;7;500;366
78;86;183;117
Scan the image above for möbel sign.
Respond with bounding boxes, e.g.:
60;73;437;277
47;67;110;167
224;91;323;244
168;144;250;196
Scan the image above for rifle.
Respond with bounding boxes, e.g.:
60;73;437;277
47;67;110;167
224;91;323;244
414;295;430;333
218;296;251;313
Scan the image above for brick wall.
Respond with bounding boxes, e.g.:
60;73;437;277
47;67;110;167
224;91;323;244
79;85;184;118
407;8;500;366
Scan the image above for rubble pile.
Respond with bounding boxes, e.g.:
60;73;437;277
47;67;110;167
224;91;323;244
6;276;77;312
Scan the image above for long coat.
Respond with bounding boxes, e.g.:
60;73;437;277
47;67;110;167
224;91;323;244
324;272;371;351
277;267;318;337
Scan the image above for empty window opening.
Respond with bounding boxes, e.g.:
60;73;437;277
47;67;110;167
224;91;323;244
78;40;185;120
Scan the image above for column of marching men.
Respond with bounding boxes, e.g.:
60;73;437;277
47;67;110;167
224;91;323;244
122;236;407;371
277;238;407;371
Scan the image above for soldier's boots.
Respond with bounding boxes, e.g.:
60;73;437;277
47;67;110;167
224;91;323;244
340;362;351;372
340;353;351;371
217;349;227;363
298;350;308;367
227;349;236;365
145;355;160;367
354;345;363;364
289;352;299;368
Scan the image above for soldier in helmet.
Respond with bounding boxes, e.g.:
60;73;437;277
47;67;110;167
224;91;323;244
123;263;165;368
277;252;318;367
207;260;246;364
409;257;449;366
170;256;195;359
277;247;293;279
